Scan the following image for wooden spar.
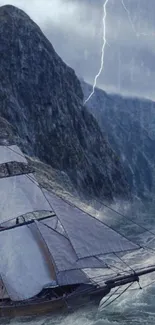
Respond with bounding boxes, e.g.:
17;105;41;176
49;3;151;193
0;213;56;232
105;265;155;289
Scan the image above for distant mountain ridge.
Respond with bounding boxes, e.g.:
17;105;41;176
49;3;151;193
0;5;130;200
81;80;155;199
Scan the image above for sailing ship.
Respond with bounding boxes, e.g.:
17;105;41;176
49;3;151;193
0;144;155;318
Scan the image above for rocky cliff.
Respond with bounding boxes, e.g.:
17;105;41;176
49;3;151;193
81;80;155;199
0;5;130;200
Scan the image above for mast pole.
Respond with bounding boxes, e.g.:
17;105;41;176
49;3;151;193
105;265;155;290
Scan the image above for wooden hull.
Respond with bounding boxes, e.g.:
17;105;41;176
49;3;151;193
0;286;110;318
0;298;66;318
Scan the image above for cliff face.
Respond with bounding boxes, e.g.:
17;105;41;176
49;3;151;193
0;5;130;199
81;80;155;199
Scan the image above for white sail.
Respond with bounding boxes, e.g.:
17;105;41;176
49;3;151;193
0;145;27;164
36;220;106;273
0;174;51;224
43;190;138;259
57;270;89;286
0;225;56;301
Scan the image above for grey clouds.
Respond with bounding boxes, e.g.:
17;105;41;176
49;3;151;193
0;0;155;100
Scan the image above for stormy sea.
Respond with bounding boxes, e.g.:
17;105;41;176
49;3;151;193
1;198;155;325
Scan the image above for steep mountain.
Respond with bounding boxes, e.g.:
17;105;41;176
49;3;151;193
0;5;130;200
81;80;155;199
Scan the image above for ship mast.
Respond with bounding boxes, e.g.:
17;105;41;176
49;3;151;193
105;265;155;291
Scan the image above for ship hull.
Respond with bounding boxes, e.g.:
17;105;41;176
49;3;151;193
0;298;66;318
0;286;110;318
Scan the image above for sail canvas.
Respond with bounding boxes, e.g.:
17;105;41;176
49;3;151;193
0;225;56;301
0;145;27;164
0;174;51;224
36;220;106;273
43;190;138;259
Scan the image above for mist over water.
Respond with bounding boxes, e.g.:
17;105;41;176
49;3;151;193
1;198;155;325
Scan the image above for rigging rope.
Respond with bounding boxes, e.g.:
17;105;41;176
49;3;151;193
100;286;120;307
114;252;135;274
106;263;129;275
100;282;134;309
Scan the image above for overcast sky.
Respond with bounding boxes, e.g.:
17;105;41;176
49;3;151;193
0;0;155;101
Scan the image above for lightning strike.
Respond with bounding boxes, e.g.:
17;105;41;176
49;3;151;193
121;0;138;36
121;0;155;38
84;0;109;105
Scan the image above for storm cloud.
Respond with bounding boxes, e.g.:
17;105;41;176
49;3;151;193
0;0;155;100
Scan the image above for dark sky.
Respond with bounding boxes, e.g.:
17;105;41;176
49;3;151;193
1;0;155;100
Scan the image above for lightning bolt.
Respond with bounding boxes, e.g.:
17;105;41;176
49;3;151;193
84;0;153;105
84;0;109;105
121;0;138;36
121;0;155;37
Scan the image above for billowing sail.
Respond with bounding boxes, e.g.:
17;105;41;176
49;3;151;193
0;224;56;301
0;145;27;164
0;145;53;224
36;220;106;273
0;174;51;224
43;190;138;259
